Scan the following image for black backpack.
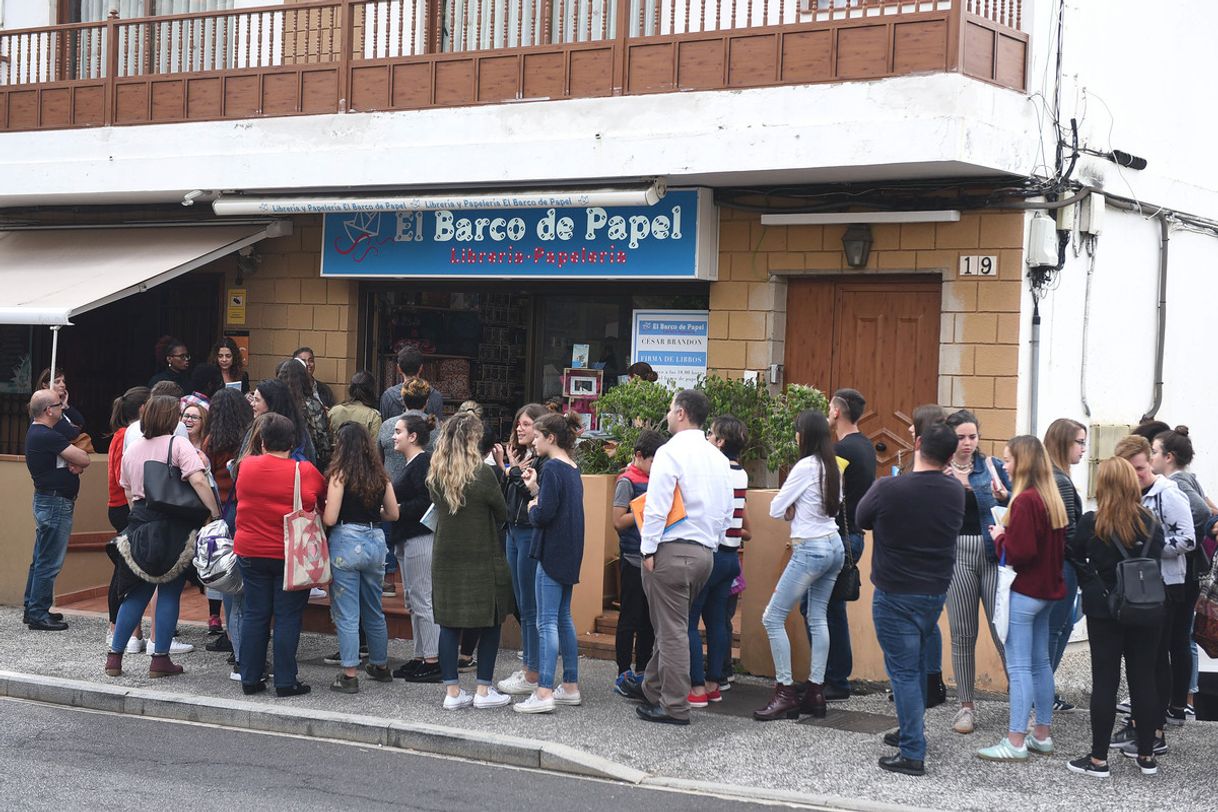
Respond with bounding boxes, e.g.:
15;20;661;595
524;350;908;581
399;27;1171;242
1107;536;1166;627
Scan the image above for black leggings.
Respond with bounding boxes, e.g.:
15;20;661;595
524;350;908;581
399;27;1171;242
105;505;131;624
1157;584;1195;719
1089;616;1160;759
615;559;654;674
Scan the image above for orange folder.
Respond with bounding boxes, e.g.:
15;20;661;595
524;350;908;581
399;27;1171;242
630;487;687;532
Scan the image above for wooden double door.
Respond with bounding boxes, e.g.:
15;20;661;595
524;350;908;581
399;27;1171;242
784;276;941;475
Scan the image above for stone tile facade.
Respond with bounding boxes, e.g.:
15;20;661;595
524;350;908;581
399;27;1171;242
224;216;359;388
710;209;1026;453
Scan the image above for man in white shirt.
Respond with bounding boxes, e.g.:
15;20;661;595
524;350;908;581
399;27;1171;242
627;390;733;725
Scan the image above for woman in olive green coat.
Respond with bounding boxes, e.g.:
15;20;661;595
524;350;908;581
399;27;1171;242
427;413;516;710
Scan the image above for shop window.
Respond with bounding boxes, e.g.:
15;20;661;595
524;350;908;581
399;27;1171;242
368;285;708;444
372;290;530;443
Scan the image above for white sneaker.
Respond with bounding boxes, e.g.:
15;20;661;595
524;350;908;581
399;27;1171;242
497;670;539;696
147;638;194;655
443;689;474;710
473;687;512;709
229;667;242;682
125;636;146;655
552;685;582;706
309;588;327;600
952;706;976;734
513;692;556;714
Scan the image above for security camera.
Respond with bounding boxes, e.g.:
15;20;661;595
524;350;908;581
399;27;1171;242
181;190;204;207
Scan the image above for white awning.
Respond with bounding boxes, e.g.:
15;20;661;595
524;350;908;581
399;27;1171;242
0;221;290;326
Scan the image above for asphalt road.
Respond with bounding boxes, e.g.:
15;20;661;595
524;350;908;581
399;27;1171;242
0;698;799;811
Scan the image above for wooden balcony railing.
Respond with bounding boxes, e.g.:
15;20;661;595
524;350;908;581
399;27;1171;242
0;0;1027;132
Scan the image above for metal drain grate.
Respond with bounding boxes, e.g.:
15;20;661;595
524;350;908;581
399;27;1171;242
798;709;898;733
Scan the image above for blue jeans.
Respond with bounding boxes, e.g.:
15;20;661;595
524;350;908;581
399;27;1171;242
873;589;946;761
329;523;389;668
222;590;243;659
238;556;310;688
506;525;539;672
24;493;74;623
689;548;740;685
112;575;185;655
926;621;943;675
824;532;864;691
1006;591;1054;733
1047;561;1079;672
536;565;578;688
439;625;501;686
762;534;843;685
382;520;398;575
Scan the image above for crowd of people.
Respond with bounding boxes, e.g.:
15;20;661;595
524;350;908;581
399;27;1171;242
19;337;1217;779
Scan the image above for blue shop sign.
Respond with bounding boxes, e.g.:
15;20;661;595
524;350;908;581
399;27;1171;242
320;189;716;280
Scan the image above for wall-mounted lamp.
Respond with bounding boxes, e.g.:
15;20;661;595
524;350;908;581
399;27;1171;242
841;224;873;268
235;246;261;285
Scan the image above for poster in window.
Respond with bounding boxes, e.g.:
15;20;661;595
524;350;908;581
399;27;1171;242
0;326;33;394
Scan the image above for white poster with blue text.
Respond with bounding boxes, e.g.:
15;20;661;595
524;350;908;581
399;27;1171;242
631;310;709;391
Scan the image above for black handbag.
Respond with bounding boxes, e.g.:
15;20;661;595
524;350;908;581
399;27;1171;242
143;436;208;522
831;534;861;602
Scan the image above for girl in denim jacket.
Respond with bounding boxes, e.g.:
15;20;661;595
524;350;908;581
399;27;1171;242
944;409;1012;735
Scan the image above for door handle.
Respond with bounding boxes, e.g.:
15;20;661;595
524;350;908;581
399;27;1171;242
875;441;887;453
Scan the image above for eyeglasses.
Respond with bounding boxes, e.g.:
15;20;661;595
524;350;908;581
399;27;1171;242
1074;439;1088;447
181;415;199;422
170;353;191;360
49;402;63;409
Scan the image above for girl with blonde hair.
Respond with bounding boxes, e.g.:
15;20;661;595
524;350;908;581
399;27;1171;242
426;414;516;710
978;435;1068;762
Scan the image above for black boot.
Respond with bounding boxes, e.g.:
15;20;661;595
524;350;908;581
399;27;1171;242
927;672;947;709
753;683;801;721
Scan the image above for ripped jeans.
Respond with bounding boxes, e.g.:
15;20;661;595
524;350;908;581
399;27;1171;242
328;522;388;669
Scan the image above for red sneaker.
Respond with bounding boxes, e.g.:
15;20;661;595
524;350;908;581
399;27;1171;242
208;615;223;635
705;688;723;703
687;691;709;708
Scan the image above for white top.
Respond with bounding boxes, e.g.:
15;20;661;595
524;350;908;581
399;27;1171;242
721;461;749;549
123;419;189;451
640;428;734;555
769;455;842;539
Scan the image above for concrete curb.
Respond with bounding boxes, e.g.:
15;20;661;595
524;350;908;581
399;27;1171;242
0;670;646;785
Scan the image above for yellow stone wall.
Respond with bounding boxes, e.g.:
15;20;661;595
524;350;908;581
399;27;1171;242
223;216;360;390
710;208;1026;452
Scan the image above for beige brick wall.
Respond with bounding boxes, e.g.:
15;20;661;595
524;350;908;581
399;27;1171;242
710;209;1025;453
221;216;359;390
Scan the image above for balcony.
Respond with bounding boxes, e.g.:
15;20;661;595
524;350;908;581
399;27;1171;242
0;0;1026;132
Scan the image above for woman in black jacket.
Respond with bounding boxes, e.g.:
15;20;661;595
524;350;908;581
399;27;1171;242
1067;457;1165;778
391;413;440;683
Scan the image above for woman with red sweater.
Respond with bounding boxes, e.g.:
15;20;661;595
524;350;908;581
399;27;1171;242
978;435;1068;762
234;412;326;698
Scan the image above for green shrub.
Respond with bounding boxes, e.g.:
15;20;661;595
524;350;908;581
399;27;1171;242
579;375;829;477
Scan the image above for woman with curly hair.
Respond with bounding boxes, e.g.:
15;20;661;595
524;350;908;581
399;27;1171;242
209;337;249;393
322;422;399;694
279;358;332;471
202;388;254;657
428;414;515;710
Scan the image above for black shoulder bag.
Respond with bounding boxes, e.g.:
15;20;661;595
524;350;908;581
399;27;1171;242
143;436;209;522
